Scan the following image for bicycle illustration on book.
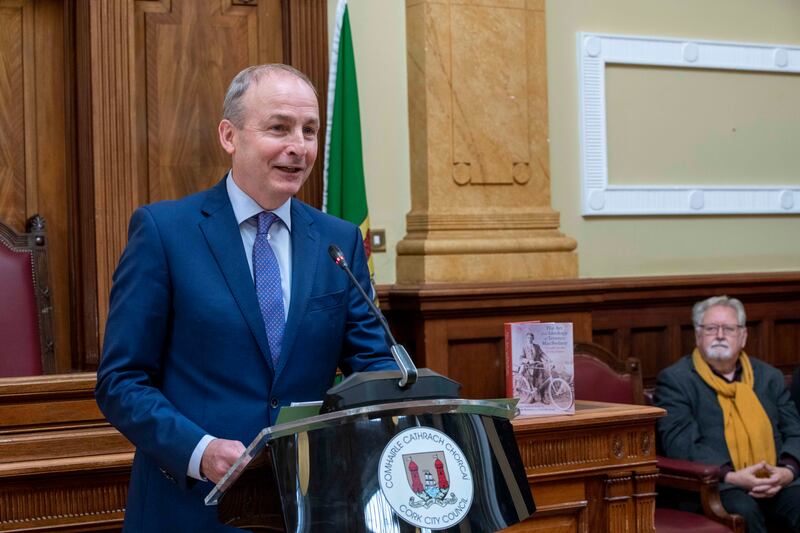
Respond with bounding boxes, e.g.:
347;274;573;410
512;331;573;411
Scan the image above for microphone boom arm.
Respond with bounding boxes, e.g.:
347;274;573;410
329;245;417;387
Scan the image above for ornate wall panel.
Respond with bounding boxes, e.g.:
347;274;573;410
136;0;264;203
398;0;576;284
0;1;28;231
507;402;662;532
281;0;329;208
0;374;134;532
0;0;329;375
448;1;548;191
84;0;327;358
31;0;70;373
380;272;800;396
0;0;71;372
88;0;141;358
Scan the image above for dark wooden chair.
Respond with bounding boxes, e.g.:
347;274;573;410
574;342;745;533
0;215;55;376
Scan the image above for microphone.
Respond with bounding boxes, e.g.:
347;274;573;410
320;243;460;413
328;244;417;387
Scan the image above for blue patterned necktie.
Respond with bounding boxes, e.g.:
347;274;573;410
253;212;285;365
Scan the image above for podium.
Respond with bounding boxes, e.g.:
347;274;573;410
206;398;535;532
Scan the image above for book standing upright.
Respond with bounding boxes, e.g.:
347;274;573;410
505;321;574;415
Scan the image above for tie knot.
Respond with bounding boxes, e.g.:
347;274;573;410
257;211;278;235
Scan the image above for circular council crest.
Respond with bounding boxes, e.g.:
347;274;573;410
378;426;474;530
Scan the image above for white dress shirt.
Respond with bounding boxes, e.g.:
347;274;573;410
225;173;292;317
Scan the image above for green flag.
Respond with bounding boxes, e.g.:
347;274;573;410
323;0;374;277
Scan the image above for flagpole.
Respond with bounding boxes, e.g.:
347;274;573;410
322;0;347;214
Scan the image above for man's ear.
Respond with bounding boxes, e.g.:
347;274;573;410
218;119;237;155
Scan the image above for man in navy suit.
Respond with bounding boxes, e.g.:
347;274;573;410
95;64;396;531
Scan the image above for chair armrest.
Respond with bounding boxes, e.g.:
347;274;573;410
657;456;720;483
656;455;746;533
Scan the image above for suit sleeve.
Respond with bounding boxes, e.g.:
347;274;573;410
336;225;397;375
770;367;800;462
655;366;732;466
792;367;800;416
95;207;206;489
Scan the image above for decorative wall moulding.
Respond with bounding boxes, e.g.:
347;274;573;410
578;32;800;216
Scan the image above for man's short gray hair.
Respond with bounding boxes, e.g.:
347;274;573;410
692;295;747;328
222;64;318;127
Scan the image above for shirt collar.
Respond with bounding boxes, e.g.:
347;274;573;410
710;357;743;383
226;171;292;231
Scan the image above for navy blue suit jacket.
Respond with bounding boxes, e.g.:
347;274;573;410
95;179;396;531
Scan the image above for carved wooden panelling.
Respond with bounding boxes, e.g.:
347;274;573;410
606;501;630;532
633;470;657;533
0;427;129;464
774;319;800;368
517;435;608;471
0;1;28;231
0;375;134;531
4;0;327;373
513;402;662;532
88;0;140;351
137;0;265;203
0;0;72;373
0;475;127;529
625;430;642;459
83;0;326;357
382;273;800;396
0;397;102;429
447;338;506;400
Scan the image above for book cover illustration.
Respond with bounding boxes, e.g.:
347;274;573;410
505;321;574;415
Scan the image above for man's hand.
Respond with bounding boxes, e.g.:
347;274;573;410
201;438;246;484
724;461;794;498
748;463;794;499
724;461;769;491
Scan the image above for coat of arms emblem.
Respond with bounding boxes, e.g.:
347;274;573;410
378;427;474;529
404;452;458;508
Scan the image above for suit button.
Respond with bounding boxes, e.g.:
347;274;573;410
159;467;176;484
270;398;279;408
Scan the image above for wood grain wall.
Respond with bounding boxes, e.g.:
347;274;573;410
0;0;329;373
380;272;800;398
0;374;133;531
0;0;71;373
3;273;799;530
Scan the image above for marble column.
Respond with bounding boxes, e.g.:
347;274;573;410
398;0;577;283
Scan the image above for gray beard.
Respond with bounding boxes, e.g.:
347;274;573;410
705;346;735;361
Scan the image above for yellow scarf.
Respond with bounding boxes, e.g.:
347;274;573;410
692;349;776;470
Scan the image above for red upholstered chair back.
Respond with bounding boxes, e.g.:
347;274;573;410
572;344;741;531
573;342;644;405
0;216;54;377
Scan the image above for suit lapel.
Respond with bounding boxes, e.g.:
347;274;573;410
198;180;274;368
274;199;318;380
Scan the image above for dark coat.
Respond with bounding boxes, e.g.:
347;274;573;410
655;354;800;490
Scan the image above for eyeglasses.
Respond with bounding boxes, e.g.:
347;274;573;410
697;324;744;336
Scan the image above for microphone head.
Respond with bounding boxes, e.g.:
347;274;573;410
328;244;347;268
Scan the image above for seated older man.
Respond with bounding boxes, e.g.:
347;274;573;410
655;295;800;533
